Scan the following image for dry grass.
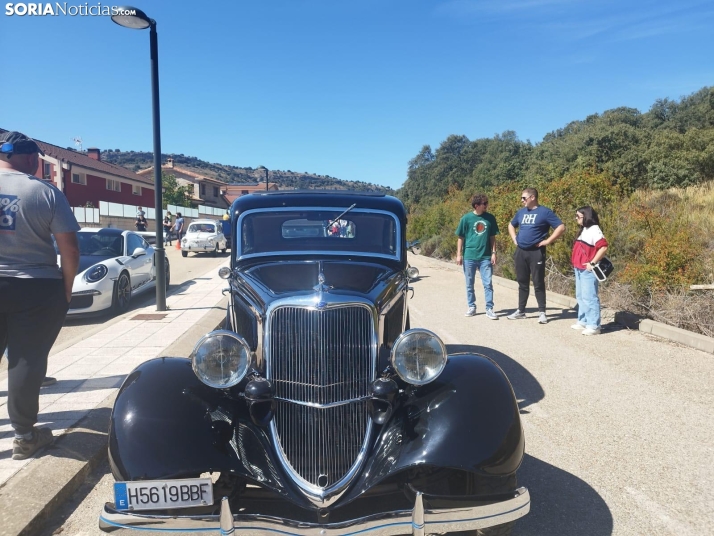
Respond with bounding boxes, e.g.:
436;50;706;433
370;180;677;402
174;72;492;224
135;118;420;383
632;183;714;259
544;257;574;297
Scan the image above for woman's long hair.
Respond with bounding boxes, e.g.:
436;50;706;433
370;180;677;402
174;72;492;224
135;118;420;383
575;206;600;239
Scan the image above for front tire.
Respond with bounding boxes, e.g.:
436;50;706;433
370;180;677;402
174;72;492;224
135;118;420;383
181;251;188;258
212;244;219;257
111;272;131;314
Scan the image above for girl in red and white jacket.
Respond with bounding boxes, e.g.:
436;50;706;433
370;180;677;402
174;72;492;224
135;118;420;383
571;206;608;335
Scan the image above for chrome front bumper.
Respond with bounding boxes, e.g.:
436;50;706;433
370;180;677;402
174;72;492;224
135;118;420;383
99;487;530;535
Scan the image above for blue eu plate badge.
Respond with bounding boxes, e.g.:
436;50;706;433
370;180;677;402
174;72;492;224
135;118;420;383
114;482;129;510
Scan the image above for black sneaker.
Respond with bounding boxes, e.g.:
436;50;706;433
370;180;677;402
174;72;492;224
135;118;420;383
41;377;57;388
12;427;54;460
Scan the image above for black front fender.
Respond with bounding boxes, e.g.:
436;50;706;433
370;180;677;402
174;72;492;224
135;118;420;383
343;353;524;501
108;357;311;505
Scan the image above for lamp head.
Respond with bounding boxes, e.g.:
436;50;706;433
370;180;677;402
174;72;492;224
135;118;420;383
111;6;153;29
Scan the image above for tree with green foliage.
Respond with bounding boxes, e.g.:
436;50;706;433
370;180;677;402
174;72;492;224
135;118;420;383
162;173;192;208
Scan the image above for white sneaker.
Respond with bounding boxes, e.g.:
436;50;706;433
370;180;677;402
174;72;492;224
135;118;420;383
571;323;585;330
485;309;498;320
538;312;548;324
507;310;525;320
582;328;601;335
465;307;476;317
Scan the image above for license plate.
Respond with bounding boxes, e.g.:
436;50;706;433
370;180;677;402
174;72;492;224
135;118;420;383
114;478;213;511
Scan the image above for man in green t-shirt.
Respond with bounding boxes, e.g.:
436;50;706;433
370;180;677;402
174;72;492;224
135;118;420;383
455;193;500;319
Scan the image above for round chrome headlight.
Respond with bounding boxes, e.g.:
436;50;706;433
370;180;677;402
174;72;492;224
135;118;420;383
84;264;108;283
191;330;250;389
390;329;447;385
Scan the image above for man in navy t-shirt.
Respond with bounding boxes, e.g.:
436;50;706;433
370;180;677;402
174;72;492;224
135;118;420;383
507;188;565;324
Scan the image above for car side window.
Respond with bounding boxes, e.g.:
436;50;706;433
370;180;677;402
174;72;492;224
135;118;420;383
127;234;143;255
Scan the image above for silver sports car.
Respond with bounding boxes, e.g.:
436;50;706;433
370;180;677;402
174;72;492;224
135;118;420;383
64;228;170;316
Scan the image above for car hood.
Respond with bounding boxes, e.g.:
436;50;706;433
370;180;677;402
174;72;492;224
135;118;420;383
243;260;393;296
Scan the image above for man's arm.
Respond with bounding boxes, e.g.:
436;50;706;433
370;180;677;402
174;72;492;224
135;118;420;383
456;237;464;265
508;223;518;246
538;223;566;247
55;232;80;303
490;235;497;265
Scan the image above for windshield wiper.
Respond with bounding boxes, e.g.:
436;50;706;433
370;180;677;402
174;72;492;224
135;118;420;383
328;203;356;227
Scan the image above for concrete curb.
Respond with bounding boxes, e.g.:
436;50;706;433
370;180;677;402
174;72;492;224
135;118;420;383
613;311;714;354
0;299;228;536
491;272;713;355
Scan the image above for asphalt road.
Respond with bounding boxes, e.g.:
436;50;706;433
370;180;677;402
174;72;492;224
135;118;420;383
41;252;714;536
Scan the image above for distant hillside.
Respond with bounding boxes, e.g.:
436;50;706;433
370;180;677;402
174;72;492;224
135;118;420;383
99;151;393;193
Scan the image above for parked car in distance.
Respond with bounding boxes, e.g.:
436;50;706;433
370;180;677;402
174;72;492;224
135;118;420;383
62;228;170;316
100;191;529;535
181;219;227;257
135;231;157;245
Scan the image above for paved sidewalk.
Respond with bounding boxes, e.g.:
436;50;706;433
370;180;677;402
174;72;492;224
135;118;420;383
0;259;229;489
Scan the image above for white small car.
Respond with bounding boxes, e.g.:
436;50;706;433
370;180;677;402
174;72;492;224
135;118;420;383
181;220;227;257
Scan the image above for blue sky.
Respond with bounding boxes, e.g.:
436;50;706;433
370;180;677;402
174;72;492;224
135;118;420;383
1;0;712;189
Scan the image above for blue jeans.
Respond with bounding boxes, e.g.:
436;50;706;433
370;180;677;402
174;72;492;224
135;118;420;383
574;268;601;329
463;259;494;310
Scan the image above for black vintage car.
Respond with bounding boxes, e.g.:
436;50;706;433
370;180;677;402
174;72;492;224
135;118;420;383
100;191;529;535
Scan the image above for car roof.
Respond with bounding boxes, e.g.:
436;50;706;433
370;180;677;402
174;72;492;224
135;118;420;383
78;228;125;236
188;219;218;224
231;191;406;221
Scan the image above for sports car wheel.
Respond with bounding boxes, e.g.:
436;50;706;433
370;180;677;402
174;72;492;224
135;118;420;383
181;251;188;258
111;272;131;314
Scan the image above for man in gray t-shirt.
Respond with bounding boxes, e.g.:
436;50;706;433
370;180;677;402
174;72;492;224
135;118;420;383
0;131;80;460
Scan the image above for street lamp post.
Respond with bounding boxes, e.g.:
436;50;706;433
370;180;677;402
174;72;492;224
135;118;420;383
111;6;166;311
265;167;269;192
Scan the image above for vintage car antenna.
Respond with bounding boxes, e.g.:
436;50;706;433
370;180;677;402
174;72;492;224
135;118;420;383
327;203;356;227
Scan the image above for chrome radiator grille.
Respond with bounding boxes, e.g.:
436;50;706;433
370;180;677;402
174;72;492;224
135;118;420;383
274;401;369;489
267;305;375;489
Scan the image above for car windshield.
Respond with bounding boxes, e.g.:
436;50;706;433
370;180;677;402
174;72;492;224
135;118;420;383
77;232;124;256
188;223;215;233
239;209;399;259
